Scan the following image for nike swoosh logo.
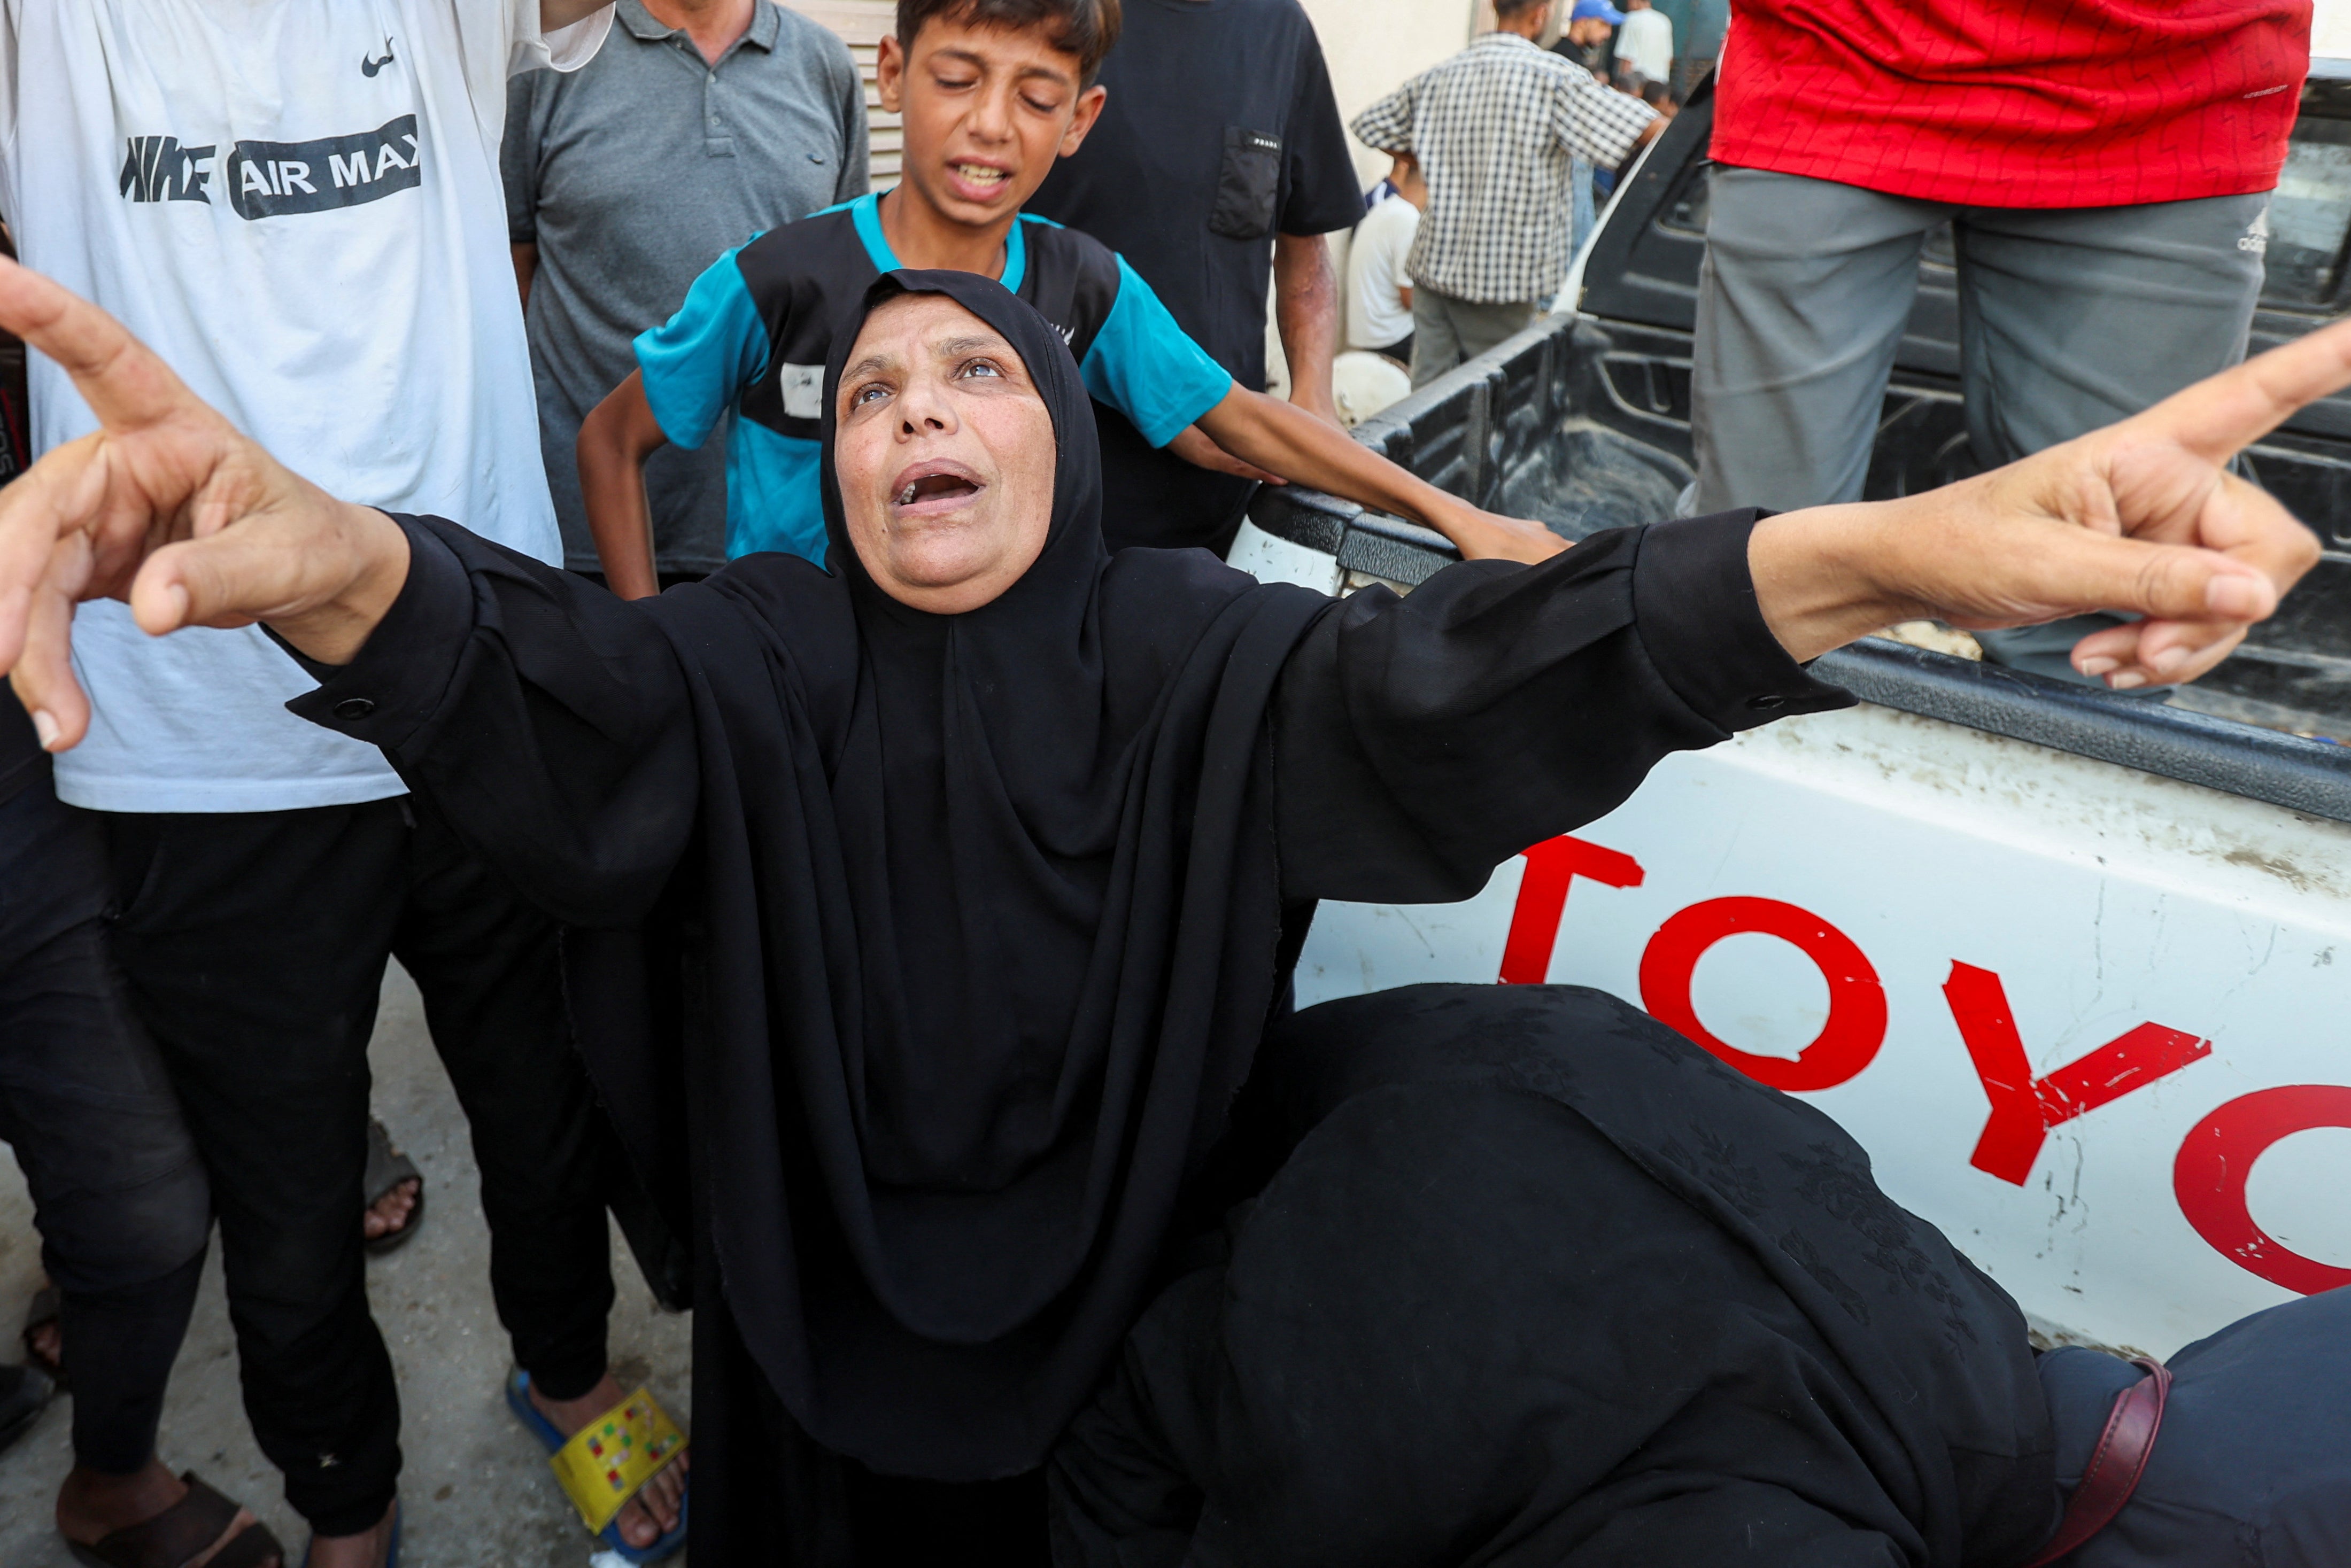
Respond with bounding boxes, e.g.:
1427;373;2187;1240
362;41;396;76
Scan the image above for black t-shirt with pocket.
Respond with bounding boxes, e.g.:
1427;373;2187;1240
1030;0;1363;555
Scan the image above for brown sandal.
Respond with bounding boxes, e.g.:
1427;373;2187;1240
66;1471;285;1568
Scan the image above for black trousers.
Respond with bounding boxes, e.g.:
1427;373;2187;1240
93;795;616;1534
0;773;210;1474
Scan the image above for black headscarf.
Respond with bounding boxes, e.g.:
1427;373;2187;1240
593;271;1330;1483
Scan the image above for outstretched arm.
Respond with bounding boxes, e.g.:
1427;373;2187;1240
1274;514;1821;903
0;261;411;748
1194;385;1568;563
1749;333;2334;688
0;255;2335;747
0;259;699;926
1086;250;1564;563
1274;320;2345;899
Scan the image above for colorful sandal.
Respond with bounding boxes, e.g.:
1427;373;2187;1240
505;1369;688;1563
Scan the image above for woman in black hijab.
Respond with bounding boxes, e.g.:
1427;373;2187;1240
1;259;2339;1566
355;269;1867;1554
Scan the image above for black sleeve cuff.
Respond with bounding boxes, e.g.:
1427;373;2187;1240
1632;509;1854;732
280;514;476;754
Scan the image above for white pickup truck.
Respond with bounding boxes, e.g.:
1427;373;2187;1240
1232;67;2351;1360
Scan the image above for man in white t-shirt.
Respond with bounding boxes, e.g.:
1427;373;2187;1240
1615;0;1674;88
0;6;687;1565
1347;153;1425;363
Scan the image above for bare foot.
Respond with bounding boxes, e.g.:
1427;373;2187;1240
58;1460;283;1568
361;1177;419;1244
531;1374;689;1549
305;1501;396;1568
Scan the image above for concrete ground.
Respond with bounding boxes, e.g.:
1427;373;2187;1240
0;963;693;1567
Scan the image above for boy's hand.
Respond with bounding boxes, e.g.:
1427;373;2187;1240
1195;388;1571;563
1432;505;1569;564
0;260;411;749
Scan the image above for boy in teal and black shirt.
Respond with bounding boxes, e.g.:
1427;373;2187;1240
578;0;1559;597
635;192;1231;565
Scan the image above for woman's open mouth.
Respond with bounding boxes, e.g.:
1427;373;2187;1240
890;462;986;515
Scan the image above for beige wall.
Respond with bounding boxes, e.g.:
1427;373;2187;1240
1261;0;1476;385
1298;0;1481;189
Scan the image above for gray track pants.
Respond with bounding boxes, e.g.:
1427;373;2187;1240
1411;289;1540;388
1691;168;2269;679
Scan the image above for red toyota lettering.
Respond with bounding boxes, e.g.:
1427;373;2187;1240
1638;897;1885;1092
1498;835;1644;985
1944;961;2210;1186
2175;1085;2351;1296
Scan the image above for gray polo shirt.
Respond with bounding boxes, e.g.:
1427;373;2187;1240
505;0;868;575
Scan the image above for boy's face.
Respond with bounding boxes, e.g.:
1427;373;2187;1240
877;15;1106;231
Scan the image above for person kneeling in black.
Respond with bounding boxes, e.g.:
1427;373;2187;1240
0;257;2331;1564
1058;984;2351;1568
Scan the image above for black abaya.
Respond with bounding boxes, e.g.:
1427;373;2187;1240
1052;984;2059;1568
284;274;1851;1558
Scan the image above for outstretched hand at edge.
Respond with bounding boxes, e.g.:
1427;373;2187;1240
1752;316;2348;682
0;258;411;750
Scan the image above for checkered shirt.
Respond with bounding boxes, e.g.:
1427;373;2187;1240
1350;33;1658;305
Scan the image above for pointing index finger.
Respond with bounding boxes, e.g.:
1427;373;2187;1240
2128;314;2351;467
0;255;198;433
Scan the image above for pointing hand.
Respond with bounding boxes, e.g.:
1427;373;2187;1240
0;258;410;749
1753;316;2344;678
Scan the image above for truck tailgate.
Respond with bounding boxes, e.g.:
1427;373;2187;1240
1293;693;2351;1356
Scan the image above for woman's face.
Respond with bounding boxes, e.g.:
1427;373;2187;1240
834;293;1057;614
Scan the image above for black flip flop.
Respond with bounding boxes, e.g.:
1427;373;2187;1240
66;1471;285;1568
364;1117;426;1256
0;1361;51;1455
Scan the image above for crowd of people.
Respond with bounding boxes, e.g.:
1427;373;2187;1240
0;1;2344;1566
1341;0;1669;387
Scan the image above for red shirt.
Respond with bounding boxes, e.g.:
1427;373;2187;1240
1712;1;2311;209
